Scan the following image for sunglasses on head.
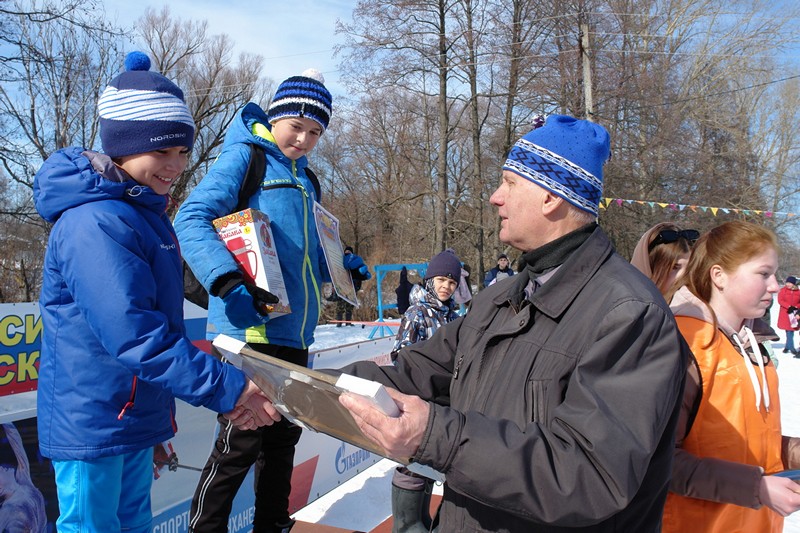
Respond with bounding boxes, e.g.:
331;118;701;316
648;229;700;251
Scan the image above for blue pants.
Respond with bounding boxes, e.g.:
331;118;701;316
53;447;153;533
786;330;796;352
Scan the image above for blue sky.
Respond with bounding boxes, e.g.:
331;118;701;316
102;0;352;95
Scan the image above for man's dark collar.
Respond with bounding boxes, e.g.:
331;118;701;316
520;223;597;277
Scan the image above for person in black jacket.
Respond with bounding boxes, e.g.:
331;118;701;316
335;116;689;532
395;266;413;315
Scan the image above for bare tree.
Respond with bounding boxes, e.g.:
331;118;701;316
337;0;462;252
136;6;270;207
0;0;124;302
0;2;122;204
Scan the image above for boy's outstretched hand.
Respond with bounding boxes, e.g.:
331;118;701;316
339;387;429;461
224;379;281;430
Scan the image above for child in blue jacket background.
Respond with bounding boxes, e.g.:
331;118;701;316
33;52;272;533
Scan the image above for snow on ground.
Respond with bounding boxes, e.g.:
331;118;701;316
299;301;800;531
294;324;399;529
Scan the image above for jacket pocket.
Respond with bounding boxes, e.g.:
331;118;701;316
526;378;549;423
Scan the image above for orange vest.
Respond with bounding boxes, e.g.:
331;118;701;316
662;317;783;533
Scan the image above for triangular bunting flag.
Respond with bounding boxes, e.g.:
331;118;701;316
710;207;718;216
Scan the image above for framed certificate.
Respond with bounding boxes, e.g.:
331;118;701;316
312;202;358;306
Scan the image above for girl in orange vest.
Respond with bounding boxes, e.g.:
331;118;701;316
663;221;800;533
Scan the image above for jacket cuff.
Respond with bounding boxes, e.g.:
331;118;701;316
211;272;244;298
723;463;764;509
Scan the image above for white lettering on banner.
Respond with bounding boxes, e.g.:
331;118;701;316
227;506;255;532
152;510;189;533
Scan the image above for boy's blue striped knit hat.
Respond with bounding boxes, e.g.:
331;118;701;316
266;69;333;131
503;115;610;217
98;51;195;158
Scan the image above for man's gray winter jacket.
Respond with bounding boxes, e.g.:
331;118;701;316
341;226;689;532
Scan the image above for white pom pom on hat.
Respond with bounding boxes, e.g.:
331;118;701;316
301;68;325;84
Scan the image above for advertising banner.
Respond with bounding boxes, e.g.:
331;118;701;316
0;302;393;532
0;303;41;397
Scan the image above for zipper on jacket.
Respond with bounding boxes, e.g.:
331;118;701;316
453;353;465;379
117;376;138;420
294;160;311;350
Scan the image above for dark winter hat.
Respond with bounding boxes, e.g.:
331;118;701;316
266;69;333;132
98;51;195;158
497;253;508;260
344;246;354;254
787;276;797;285
424;250;461;286
503;115;610;217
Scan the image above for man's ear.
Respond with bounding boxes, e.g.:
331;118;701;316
541;190;566;215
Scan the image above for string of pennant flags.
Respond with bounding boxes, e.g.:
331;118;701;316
598;197;796;219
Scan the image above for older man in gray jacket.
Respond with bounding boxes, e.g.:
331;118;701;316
338;115;689;532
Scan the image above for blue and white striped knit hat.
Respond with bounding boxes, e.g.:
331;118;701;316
503;115;610;217
98;51;195;158
266;69;333;131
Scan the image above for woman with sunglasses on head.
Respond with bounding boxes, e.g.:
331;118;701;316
630;222;699;295
661;221;800;533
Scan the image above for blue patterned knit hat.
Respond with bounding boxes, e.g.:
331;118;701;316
503;115;610;217
266;69;333;131
98;51;195;158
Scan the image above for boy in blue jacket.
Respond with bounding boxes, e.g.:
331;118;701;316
174;70;333;533
33;52;275;533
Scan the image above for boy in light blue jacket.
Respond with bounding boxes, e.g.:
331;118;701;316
174;70;333;533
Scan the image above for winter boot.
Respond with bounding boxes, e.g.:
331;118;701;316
391;467;433;533
272;519;295;533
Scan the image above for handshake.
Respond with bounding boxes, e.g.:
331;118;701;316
223;379;281;431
